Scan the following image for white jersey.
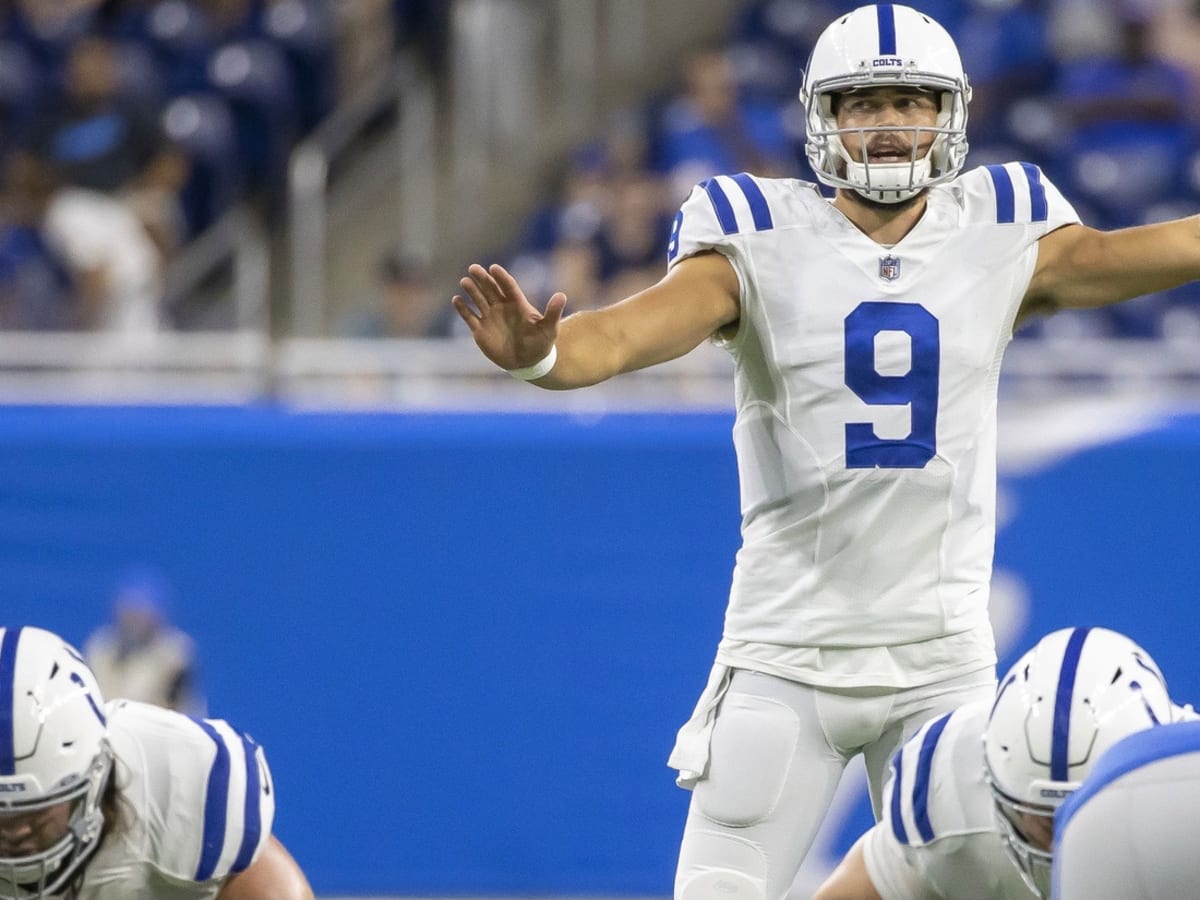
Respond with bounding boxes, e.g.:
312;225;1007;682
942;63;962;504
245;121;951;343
75;700;274;899
667;165;1079;688
862;701;1035;900
1053;721;1200;900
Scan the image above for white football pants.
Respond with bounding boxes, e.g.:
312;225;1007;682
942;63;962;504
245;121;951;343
674;667;995;900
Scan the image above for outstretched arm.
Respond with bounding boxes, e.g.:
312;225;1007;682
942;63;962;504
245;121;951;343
1021;216;1200;318
813;834;886;900
217;835;314;900
452;250;740;389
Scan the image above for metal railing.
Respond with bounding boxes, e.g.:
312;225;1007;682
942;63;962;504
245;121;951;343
0;203;274;404
288;52;434;337
0;331;271;404
164;204;270;333
274;335;736;410
0;332;1194;409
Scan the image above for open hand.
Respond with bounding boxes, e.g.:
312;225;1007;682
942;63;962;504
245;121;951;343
452;264;567;370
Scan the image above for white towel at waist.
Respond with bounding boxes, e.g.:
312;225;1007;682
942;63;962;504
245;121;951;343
667;662;733;790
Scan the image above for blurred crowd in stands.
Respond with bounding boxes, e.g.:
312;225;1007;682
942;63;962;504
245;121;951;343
5;0;1200;343
501;0;1200;343
0;0;443;332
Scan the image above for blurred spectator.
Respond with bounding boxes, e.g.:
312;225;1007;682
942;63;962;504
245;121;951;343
41;178;165;331
502;109;672;316
1056;3;1192;134
591;171;673;306
655;44;794;201
1052;1;1193;226
24;35;189;256
342;250;442;337
1;0;104;73
84;567;206;715
0;0;396;334
518;130;633;257
957;0;1055;146
0;157;162;333
0;39;42;158
0;154;79;329
1149;0;1200;101
729;0;836;98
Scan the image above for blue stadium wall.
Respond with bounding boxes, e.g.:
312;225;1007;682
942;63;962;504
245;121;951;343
1;405;1197;895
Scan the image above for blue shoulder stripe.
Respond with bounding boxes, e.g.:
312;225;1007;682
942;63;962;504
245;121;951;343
889;749;909;845
1019;162;1048;222
730;173;774;231
231;733;263;873
912;712;953;843
701;177;738;235
986;165;1015;224
1051;628;1092;781
193;718;233;881
0;627;22;776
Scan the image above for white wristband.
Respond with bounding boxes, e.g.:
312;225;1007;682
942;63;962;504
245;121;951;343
506;345;557;381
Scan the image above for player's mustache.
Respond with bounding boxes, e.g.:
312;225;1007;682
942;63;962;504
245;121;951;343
866;138;915;156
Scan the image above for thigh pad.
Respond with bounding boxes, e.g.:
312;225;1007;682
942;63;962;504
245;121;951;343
693;692;798;827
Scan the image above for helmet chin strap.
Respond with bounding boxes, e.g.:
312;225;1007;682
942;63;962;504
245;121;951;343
844;156;933;204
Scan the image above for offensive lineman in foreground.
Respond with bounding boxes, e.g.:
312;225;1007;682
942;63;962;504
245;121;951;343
814;626;1197;900
453;5;1200;899
0;625;313;899
1052;718;1200;899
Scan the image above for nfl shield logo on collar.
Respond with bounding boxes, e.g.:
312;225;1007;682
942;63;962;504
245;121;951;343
879;255;901;281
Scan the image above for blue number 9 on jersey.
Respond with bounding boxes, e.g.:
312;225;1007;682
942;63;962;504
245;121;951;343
844;301;939;468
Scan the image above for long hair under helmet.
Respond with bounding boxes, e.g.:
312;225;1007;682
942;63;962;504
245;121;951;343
0;627;113;899
800;4;971;203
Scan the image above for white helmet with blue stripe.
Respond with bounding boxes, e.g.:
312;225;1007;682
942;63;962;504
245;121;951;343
0;627;112;898
800;4;971;203
983;627;1172;899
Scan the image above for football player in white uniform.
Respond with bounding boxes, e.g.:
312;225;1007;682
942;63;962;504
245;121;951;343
452;4;1200;898
814;627;1194;900
0;626;313;899
1053;719;1200;899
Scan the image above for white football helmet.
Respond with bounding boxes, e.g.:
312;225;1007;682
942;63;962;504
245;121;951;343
800;4;971;203
983;627;1171;899
0;627;113;898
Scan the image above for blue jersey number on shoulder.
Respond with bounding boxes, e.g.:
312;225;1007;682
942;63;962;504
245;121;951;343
844;301;939;468
667;211;683;263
